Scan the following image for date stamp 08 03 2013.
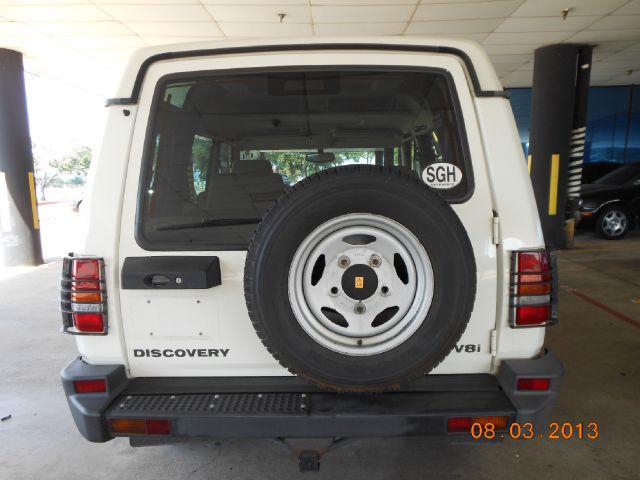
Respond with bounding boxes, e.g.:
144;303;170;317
469;421;599;440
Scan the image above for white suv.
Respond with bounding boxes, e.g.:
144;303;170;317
60;37;562;465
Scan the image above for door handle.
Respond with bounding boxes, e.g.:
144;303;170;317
145;274;170;287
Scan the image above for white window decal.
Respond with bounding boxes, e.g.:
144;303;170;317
422;163;463;189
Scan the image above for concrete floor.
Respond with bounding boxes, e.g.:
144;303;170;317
0;231;638;480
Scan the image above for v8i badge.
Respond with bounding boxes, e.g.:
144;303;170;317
422;163;463;189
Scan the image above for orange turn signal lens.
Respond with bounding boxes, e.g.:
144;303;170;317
71;292;102;302
473;415;508;429
520;273;552;284
518;283;552;295
110;419;146;435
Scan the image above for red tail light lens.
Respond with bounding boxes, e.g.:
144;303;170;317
515;305;551;326
517;378;551;391
447;417;473;432
447;416;509;432
518;251;550;273
146;420;171;435
73;313;104;333
72;259;101;280
510;250;557;328
74;379;107;394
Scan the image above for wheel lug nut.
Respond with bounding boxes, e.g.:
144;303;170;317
380;286;389;296
330;286;339;296
354;303;366;314
369;254;382;267
338;256;350;268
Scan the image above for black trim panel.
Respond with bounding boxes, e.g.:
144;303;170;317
121;256;221;289
105;43;508;106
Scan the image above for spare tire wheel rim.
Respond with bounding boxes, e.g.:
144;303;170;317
288;213;434;356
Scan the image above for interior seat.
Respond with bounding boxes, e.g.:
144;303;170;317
203;159;285;220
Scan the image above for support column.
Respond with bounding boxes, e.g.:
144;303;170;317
528;44;592;249
383;147;394;167
0;49;43;266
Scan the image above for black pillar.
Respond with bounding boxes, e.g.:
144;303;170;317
383;147;394;167
0;49;43;266
528;43;592;249
401;143;412;168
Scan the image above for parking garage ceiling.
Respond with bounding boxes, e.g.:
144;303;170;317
1;0;639;95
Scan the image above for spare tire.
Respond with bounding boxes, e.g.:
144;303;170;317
244;165;476;392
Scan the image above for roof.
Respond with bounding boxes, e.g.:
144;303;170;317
111;37;503;102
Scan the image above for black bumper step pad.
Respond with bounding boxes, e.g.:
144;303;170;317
111;393;308;416
105;390;515;438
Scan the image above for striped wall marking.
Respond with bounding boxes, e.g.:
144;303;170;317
548;154;560;215
527;155;532;174
27;171;40;230
569;125;585;200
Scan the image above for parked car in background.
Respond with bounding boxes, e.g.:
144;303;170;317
579;163;640;239
581;161;622;184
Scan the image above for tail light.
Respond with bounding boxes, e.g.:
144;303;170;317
74;379;107;394
517;377;551;391
61;255;108;335
510;249;558;328
447;415;509;433
109;418;171;436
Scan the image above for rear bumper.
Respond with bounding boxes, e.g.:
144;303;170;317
61;350;563;443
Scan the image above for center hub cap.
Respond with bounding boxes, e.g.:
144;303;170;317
341;264;378;300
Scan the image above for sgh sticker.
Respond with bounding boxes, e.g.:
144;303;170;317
422;163;463;189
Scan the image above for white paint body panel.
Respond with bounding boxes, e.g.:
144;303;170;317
110;37;503;99
77;38;546;378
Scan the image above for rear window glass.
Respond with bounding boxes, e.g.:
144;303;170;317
138;69;472;250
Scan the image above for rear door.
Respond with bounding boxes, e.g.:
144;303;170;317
118;48;498;377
